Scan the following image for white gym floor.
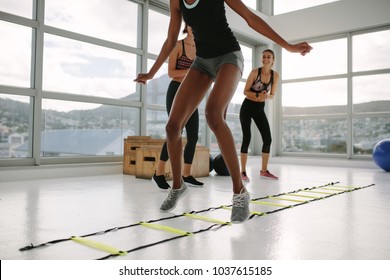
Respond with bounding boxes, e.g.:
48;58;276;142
0;157;389;260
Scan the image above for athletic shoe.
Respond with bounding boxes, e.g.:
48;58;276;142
260;170;278;180
241;171;250;182
160;181;188;212
151;172;170;190
230;189;250;223
183;175;204;188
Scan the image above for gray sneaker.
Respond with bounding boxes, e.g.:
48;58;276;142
160;181;188;212
231;189;250;223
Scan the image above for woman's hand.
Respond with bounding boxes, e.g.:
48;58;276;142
256;91;268;102
133;73;153;84
287;42;313;56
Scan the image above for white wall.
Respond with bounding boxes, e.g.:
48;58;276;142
270;0;390;41
227;0;390;44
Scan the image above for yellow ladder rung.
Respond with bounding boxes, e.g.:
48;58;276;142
250;200;289;208
302;190;334;195
139;222;192;236
288;193;319;199
184;213;231;225
221;206;266;216
321;187;347;192
70;236;127;256
328;185;356;189
251;211;267;216
268;196;307;203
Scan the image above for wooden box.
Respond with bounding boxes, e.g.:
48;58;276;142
135;145;168;179
123;136;165;175
123;136;186;175
135;144;210;180
189;145;210;178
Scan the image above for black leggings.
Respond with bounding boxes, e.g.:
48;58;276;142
240;98;272;154
160;80;199;164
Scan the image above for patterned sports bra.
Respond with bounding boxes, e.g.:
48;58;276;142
250;67;274;93
176;40;194;70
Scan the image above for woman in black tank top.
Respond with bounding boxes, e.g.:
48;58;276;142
135;0;312;223
239;49;280;182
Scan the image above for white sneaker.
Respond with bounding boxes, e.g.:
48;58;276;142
160;181;188;212
231;189;250;223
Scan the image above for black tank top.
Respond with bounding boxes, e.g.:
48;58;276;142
176;40;194;70
179;0;240;58
250;68;274;94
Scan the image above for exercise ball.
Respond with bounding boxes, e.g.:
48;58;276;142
213;154;230;176
209;154;214;172
372;139;390;172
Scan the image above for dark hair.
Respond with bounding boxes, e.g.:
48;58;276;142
182;23;188;34
263;49;275;59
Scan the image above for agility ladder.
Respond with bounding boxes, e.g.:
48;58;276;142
19;181;374;260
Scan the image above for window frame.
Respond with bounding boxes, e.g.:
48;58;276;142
277;26;390;159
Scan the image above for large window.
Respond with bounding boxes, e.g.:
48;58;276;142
146;59;169;106
0;94;33;158
0;21;32;88
43;34;138;100
0;0;33;18
40;100;139;157
45;0;140;47
282;79;348;116
353;74;390;113
148;9;170;55
281;28;390;158
0;0;142;165
351;30;390;155
353;117;390;155
282;38;347;79
352;29;390;72
282;118;347;154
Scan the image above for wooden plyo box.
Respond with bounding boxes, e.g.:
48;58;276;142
135;144;210;180
123;136;165;175
135;145;167;179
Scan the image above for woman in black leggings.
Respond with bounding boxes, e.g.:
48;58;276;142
240;49;280;181
152;24;203;190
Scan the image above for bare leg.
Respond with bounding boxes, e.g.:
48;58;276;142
157;158;194;178
165;69;212;189
261;152;270;172
156;160;167;176
182;163;192;177
205;64;244;194
240;153;248;173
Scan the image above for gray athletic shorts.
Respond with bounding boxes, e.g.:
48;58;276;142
190;50;244;80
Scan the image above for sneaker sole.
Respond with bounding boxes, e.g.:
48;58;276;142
260;176;278;180
231;216;249;224
151;177;170;191
184;182;204;188
231;209;250;224
159;186;188;212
